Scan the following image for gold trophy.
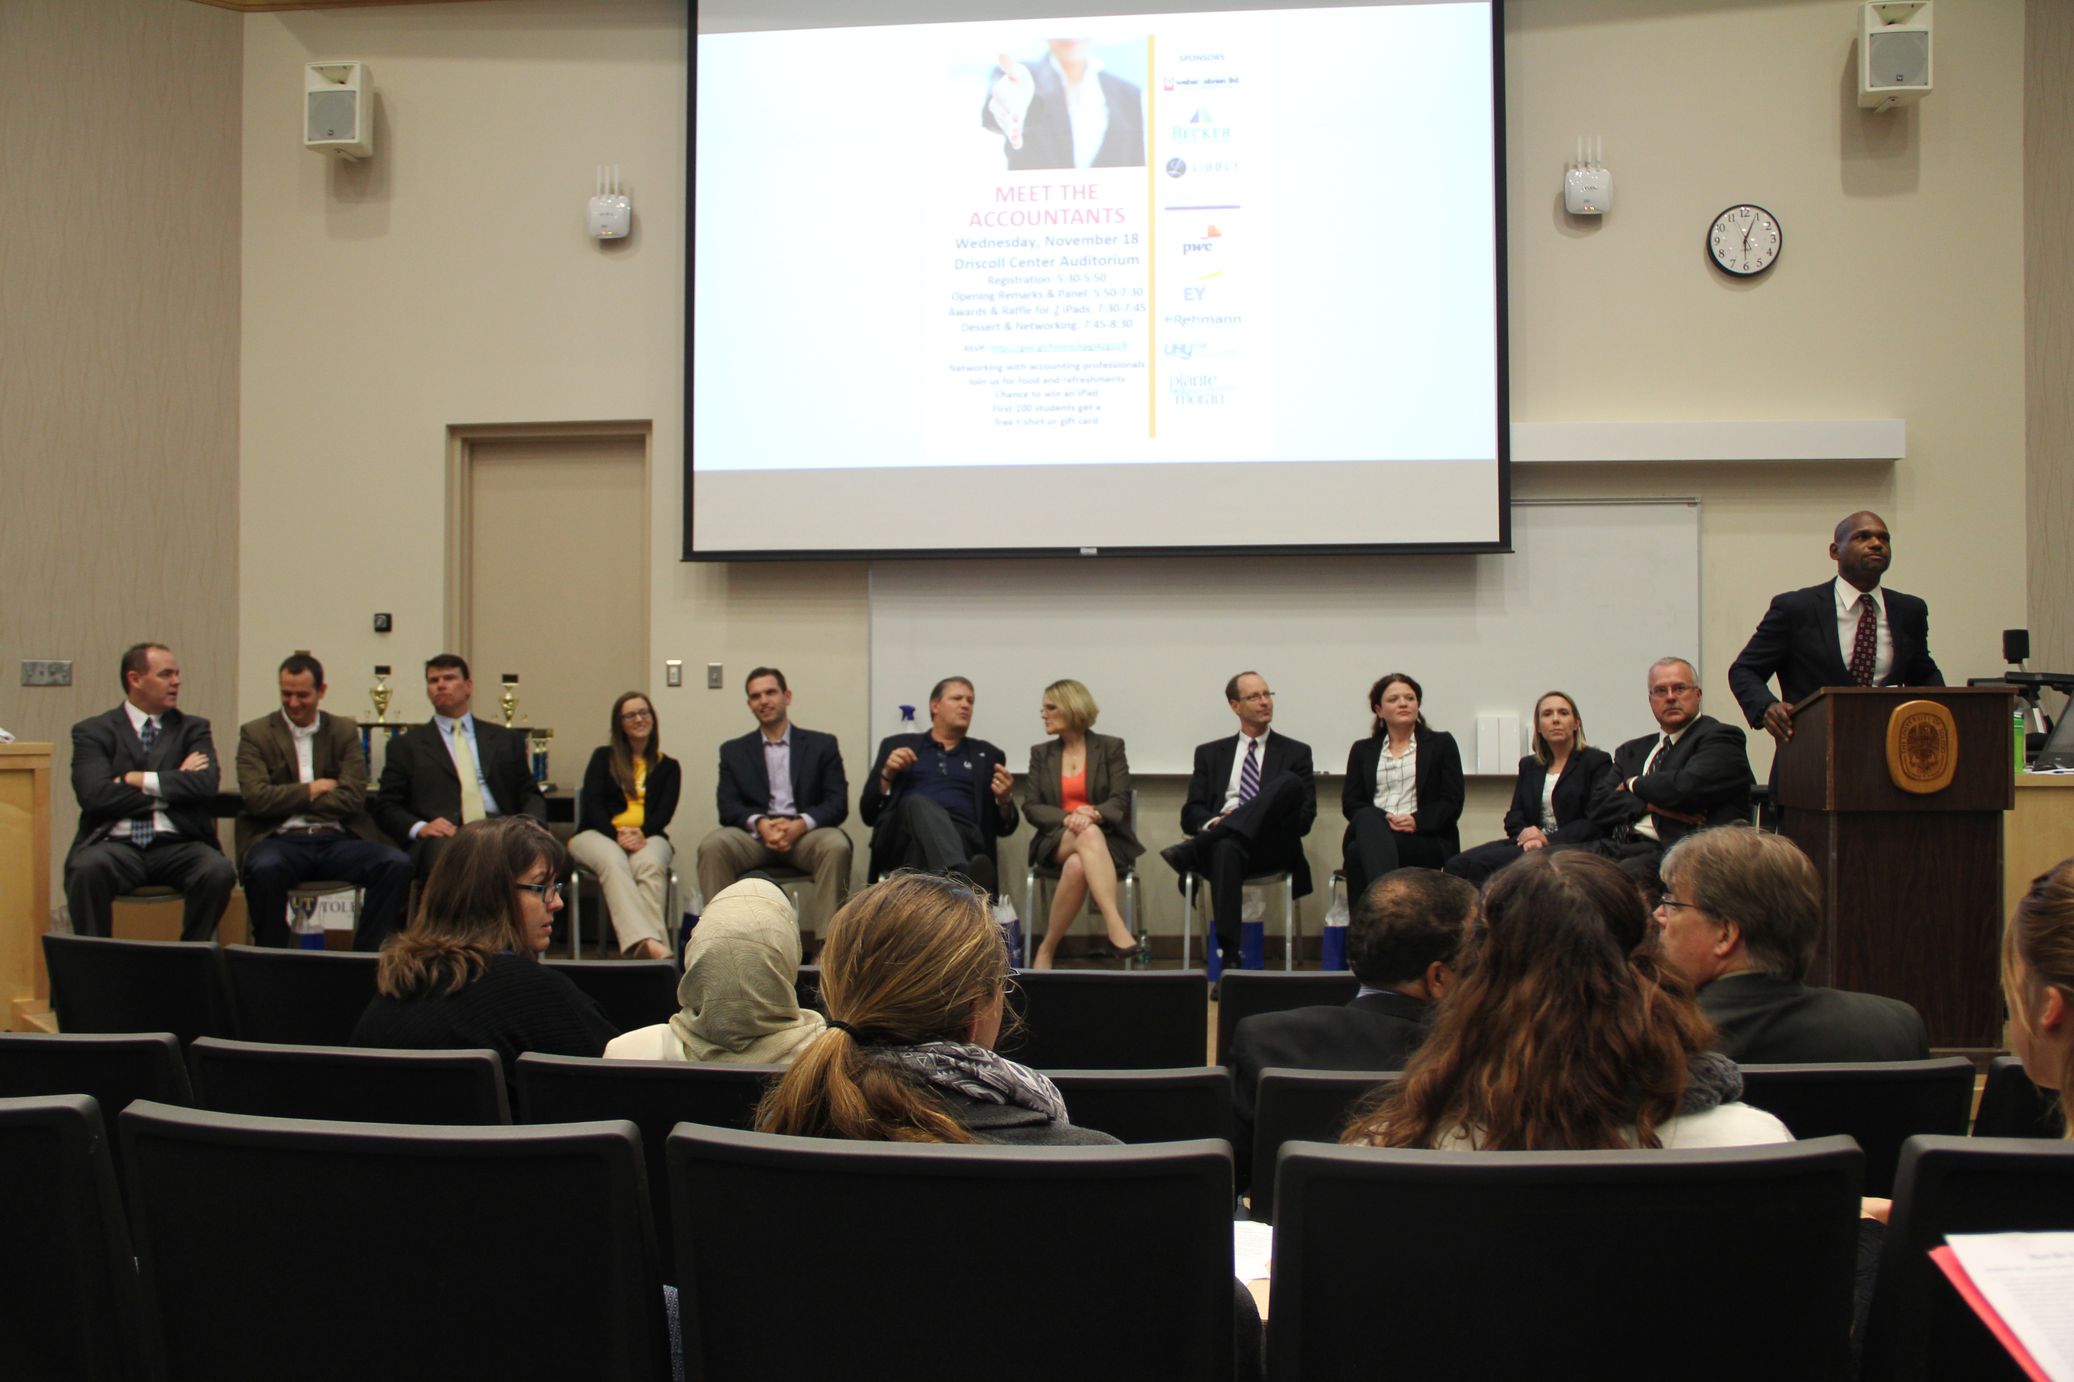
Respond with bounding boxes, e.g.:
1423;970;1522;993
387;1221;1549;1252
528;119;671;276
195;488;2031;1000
369;665;393;724
500;674;520;728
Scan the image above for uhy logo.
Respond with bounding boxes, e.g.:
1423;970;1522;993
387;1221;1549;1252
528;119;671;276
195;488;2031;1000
1164;342;1206;360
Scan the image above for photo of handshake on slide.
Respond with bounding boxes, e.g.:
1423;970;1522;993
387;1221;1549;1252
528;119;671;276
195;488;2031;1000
986;53;1037;151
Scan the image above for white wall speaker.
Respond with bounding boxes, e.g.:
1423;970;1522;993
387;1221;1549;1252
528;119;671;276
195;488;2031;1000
1858;2;1932;111
305;61;373;159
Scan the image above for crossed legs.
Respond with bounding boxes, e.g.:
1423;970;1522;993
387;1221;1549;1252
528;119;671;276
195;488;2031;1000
1033;828;1136;969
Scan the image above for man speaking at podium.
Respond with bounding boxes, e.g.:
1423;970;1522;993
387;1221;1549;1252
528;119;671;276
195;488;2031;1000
1728;512;1944;813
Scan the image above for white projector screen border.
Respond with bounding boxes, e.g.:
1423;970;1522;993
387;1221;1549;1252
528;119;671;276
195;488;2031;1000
685;0;1511;561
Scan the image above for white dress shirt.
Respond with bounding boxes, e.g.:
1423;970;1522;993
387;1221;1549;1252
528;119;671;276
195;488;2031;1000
279;710;334;832
1834;577;1893;684
1215;729;1273;819
1373;738;1418;814
122;700;173;836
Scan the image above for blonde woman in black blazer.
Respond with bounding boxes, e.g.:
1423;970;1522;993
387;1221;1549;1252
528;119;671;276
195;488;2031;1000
1445;690;1617;886
1024;679;1144;968
1341;673;1464;901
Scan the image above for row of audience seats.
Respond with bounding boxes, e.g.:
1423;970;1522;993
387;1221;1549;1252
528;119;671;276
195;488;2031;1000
5;1085;2069;1382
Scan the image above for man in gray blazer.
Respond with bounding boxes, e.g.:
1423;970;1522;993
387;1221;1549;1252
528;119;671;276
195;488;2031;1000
1656;826;1927;1063
64;642;236;939
235;653;413;950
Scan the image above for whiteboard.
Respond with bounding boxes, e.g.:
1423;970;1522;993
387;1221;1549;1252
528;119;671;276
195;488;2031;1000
868;499;1701;774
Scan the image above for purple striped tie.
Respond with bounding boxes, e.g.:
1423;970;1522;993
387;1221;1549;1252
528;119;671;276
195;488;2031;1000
1238;738;1260;804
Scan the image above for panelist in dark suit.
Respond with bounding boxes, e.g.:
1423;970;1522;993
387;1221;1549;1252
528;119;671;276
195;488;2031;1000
1024;679;1143;969
859;676;1016;894
234;652;412;950
1657;826;1928;1062
695;667;851;935
1162;671;1317;970
980;40;1146;171
64;642;236;940
1593;658;1753;890
372;653;547;882
1226;868;1475;1187
1340;673;1464;902
1446;690;1618;885
1728;511;1943;816
569;691;682;960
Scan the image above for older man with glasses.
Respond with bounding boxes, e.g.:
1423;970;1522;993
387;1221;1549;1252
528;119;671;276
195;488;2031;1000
1590;657;1753;892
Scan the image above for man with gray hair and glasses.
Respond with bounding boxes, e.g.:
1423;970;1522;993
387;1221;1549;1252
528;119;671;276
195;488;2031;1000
1592;657;1752;891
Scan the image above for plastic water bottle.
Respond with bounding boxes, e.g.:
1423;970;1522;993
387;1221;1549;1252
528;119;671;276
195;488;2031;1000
2015;708;2027;774
1321;884;1351;971
897;704;919;737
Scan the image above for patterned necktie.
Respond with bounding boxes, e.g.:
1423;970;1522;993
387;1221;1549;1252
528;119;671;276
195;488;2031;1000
1848;597;1878;686
130;718;158;846
450;722;488;823
1238;737;1261;804
1644;735;1668;776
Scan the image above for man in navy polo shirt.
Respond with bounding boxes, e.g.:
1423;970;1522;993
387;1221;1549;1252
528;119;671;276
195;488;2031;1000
859;677;1018;895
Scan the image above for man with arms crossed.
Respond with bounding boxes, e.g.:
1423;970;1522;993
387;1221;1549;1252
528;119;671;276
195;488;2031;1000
235;653;413;950
373;654;547;882
1594;658;1753;890
1163;671;1318;972
860;677;1016;895
1657;827;1928;1062
697;667;852;934
64;642;236;939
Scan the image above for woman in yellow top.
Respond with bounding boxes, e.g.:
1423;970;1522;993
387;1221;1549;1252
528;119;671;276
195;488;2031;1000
568;691;682;960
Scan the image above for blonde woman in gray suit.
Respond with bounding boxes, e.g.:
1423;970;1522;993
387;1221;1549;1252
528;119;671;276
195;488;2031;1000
1025;679;1144;968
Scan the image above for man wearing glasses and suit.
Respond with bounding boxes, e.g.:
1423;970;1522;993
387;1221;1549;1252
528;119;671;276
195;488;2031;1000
696;666;852;934
234;653;413;949
1594;657;1753;890
1162;671;1318;972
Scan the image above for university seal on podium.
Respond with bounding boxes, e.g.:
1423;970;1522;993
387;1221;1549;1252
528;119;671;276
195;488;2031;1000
1884;699;1957;794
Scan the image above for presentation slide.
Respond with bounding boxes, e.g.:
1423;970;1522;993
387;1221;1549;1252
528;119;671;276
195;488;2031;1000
689;1;1505;558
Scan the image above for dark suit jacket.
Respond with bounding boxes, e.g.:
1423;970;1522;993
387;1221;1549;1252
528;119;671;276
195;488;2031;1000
859;732;1017;877
68;705;224;865
714;726;848;833
576;749;682;839
980;61;1146;171
371;716;547;846
1596;715;1753;847
1023;732;1142;868
1340;728;1465;858
1699;972;1930;1064
1181;730;1317;898
1227;989;1428;1185
1500;746;1618;845
1727;581;1944;728
233;711;387;863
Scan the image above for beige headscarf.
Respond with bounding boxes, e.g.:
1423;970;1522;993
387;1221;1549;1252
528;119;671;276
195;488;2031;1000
666;878;825;1064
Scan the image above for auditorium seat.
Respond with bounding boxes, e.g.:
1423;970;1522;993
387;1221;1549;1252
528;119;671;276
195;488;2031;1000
794;962;822;1013
1862;1134;2074;1382
1971;1055;2065;1139
668;1124;1234;1381
1269;1137;1863;1381
541;957;679;1033
1735;1057;1975;1195
998;968;1209;1070
1212;970;1360;1064
1047;1066;1233;1146
120;1100;667;1381
0;1094;145;1382
513;1051;783;1284
0;1031;191;1195
221;944;379;1046
43;933;237;1044
1247;1067;1398;1220
186;1036;510;1124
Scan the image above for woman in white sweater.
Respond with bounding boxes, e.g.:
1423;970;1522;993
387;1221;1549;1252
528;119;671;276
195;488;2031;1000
1341;847;1787;1151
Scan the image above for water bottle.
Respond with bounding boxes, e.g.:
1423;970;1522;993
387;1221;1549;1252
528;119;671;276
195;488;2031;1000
2015;708;2027;774
1320;882;1351;971
897;704;919;737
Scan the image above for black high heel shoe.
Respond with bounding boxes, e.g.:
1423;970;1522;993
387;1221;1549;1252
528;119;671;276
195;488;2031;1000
1109;936;1145;962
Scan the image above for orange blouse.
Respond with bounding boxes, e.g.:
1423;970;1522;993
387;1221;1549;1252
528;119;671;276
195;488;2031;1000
1060;765;1089;815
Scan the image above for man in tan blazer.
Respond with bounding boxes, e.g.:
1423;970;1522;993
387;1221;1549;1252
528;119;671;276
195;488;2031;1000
235;653;413;950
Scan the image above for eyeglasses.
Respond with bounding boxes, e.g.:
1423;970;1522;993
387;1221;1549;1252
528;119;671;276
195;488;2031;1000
1653;895;1708;915
619;709;653;723
1237;691;1275;704
1648;684;1698;699
516;880;563;902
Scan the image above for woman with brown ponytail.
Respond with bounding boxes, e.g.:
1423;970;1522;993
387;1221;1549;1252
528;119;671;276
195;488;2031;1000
755;871;1112;1145
2002;857;2074;1136
1341;848;1788;1151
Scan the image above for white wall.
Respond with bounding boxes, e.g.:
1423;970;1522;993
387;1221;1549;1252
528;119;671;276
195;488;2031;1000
240;0;2029;941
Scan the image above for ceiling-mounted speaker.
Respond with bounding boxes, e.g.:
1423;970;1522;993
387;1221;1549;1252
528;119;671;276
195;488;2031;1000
1859;2;1932;111
305;61;373;159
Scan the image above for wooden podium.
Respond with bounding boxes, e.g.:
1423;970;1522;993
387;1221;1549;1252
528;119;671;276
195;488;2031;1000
1775;687;2014;1048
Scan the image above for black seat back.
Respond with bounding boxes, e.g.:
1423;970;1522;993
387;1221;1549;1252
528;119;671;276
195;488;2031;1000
668;1124;1233;1381
187;1037;510;1124
1000;969;1208;1069
1250;1066;1398;1221
541;958;678;1033
0;1031;191;1193
1214;971;1359;1064
1736;1057;1975;1195
1971;1055;2065;1139
1047;1067;1232;1145
120;1101;666;1381
43;934;235;1044
221;945;379;1046
1270;1138;1864;1382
